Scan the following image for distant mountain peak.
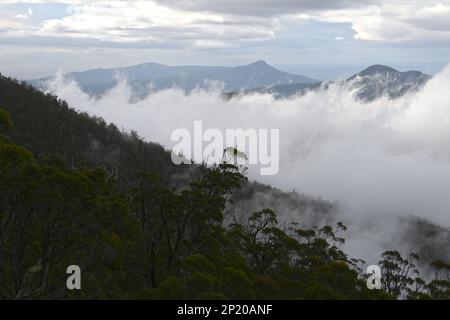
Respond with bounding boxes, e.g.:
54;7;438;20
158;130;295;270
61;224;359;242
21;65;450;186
29;60;317;96
242;60;275;71
358;64;400;76
248;60;270;67
347;64;430;101
245;64;431;102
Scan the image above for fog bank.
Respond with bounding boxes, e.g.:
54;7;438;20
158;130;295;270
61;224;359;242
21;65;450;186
44;64;450;263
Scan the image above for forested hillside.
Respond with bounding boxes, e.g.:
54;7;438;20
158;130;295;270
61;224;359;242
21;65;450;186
0;74;449;299
0;75;176;179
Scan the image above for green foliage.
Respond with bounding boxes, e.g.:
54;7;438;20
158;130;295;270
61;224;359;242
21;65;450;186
0;108;13;132
425;260;450;299
378;251;420;298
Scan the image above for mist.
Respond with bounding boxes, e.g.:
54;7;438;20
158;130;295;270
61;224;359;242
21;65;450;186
43;64;450;264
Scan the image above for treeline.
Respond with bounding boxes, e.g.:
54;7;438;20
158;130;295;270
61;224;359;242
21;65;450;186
0;75;449;299
0;74;177;180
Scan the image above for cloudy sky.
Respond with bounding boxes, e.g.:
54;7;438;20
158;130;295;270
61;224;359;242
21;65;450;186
1;0;450;80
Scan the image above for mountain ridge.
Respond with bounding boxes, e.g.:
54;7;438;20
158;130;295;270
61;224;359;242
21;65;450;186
29;62;431;102
238;64;431;101
30;60;318;96
348;64;431;101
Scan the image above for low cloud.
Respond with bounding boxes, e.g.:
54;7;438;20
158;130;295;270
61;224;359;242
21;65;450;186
43;62;450;262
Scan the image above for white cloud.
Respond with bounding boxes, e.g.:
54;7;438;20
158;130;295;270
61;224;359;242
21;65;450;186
317;1;450;42
0;17;25;29
1;1;278;46
13;7;33;20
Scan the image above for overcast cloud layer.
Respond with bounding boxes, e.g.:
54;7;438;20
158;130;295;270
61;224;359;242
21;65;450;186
1;1;450;79
2;0;450;44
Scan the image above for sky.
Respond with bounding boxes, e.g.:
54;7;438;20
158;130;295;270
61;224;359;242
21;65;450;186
1;0;450;80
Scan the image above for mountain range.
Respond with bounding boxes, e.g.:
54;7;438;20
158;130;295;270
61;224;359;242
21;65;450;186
347;64;431;101
30;61;431;102
30;60;318;97
244;64;431;102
